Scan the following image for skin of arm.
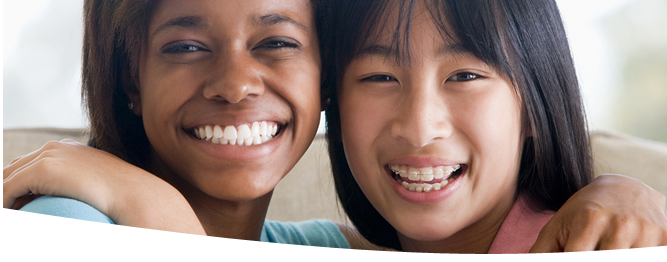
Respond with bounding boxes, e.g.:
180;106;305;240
531;174;667;252
5;141;667;250
3;139;206;235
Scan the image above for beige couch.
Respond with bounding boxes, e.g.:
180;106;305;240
4;128;667;223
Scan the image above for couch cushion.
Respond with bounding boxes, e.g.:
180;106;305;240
4;128;666;222
591;129;667;197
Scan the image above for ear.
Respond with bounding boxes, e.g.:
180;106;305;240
126;89;142;116
120;67;141;116
122;70;142;116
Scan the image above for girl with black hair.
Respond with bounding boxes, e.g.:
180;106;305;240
4;0;667;253
324;0;667;253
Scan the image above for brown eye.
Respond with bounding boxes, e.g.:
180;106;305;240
361;74;397;82
162;41;209;54
254;37;301;50
447;72;480;82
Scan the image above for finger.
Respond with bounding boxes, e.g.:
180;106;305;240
3;140;61;180
596;228;632;250
3;150;47;208
9;155;25;166
3;149;64;208
528;221;567;255
562;213;606;252
12;193;45;209
3;158;44;208
624;219;667;249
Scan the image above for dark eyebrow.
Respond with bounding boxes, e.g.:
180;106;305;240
153;16;209;36
255;13;307;32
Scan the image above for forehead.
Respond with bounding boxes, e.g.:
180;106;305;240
354;1;464;64
149;0;314;34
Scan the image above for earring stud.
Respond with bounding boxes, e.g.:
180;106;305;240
128;102;135;110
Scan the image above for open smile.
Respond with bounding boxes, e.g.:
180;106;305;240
188;121;282;146
388;164;465;192
385;163;468;203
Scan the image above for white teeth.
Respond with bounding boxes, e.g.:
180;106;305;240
260;122;268;136
205;126;213;140
224;126;237;140
389;164;460;182
213;125;223;138
251;122;260;137
237;124;251;139
434;167;444;179
390;164;462;192
398;179;454;193
422;184;433;192
193;121;279;146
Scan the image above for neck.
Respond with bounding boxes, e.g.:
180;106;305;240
181;183;272;240
398;193;516;254
147;153;271;241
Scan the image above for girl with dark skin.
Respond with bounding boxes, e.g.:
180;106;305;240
4;0;667;252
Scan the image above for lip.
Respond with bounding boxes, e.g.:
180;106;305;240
182;119;288;161
386;156;463;168
385;156;467;203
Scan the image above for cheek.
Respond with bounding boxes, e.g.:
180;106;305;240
463;86;524;185
338;89;383;158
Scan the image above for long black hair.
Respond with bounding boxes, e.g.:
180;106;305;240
323;0;593;250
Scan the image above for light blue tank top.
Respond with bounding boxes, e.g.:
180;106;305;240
3;196;352;255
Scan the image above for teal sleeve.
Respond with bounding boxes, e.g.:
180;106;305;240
261;219;350;248
2;196;131;255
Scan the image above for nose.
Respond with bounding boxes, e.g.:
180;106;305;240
390;83;453;148
203;50;265;103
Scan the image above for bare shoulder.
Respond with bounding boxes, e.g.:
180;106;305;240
334;222;396;251
26;237;113;255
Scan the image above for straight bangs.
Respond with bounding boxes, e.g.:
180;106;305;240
326;0;591;250
328;0;522;250
339;0;515;84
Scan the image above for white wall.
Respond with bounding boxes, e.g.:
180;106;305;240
3;0;666;141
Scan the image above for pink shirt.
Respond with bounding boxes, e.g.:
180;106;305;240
487;194;554;254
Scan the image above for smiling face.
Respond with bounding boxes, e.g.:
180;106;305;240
338;5;525;251
132;0;321;201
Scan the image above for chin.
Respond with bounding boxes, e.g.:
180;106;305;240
393;218;462;242
202;179;277;201
189;167;285;201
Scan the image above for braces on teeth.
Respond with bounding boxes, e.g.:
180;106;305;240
388;164;461;192
193;121;278;146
